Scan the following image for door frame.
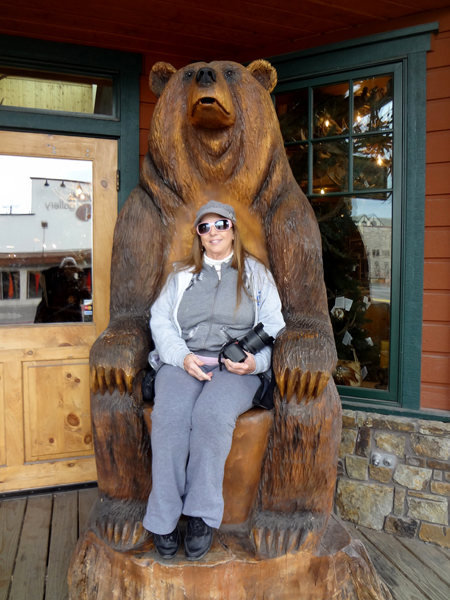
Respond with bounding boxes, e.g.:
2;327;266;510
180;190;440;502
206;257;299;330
0;132;117;492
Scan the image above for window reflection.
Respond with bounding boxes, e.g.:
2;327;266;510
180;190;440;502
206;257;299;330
312;139;349;193
312;194;392;390
313;82;349;138
353;134;393;190
276;89;309;142
285;144;308;192
353;76;393;134
0;157;93;325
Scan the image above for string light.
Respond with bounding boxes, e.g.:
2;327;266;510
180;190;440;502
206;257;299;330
320;189;325;195
325;120;330;127
377;155;383;166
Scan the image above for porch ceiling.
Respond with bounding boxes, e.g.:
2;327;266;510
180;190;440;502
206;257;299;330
0;0;449;65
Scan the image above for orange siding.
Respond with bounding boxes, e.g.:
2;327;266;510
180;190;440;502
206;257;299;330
423;13;450;410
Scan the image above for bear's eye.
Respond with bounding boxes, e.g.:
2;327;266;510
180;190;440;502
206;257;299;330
224;69;234;78
185;70;195;79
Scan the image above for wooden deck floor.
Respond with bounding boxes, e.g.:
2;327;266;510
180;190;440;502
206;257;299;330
1;489;450;600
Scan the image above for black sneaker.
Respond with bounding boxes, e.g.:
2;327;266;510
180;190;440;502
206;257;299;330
153;526;181;559
184;517;213;561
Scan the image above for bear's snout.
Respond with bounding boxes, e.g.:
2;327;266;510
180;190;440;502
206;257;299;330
196;68;217;86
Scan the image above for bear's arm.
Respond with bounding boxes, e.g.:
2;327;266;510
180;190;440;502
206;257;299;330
266;185;337;402
90;185;168;396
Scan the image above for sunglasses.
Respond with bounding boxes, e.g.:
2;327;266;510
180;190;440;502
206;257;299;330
196;219;233;236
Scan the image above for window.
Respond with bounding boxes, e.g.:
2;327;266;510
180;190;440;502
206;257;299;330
269;23;436;413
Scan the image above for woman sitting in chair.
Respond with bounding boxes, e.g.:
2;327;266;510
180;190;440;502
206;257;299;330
143;200;285;560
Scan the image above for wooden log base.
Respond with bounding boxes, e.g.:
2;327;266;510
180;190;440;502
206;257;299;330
68;514;392;599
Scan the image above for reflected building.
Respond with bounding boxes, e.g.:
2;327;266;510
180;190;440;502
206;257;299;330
0;177;92;324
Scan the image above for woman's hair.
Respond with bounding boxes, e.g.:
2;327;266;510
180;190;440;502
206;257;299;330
174;222;251;307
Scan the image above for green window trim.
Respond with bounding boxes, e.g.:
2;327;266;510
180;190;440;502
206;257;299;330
268;23;449;421
0;34;141;210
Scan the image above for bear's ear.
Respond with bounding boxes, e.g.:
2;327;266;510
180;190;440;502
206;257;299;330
149;62;177;98
246;60;277;93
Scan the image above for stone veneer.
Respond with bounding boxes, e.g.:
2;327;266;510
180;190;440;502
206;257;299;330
335;410;450;549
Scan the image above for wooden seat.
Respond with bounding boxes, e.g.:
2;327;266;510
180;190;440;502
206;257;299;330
142;406;273;524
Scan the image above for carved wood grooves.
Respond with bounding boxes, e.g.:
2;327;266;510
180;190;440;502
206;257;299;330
68;514;392;600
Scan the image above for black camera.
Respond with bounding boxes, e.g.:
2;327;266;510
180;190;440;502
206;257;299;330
218;323;274;368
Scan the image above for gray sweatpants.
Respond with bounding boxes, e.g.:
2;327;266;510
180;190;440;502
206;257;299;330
143;363;261;534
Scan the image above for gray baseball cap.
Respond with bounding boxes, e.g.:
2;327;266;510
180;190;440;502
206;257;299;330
194;200;236;227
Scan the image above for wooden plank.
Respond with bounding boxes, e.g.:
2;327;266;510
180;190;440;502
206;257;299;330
9;494;52;600
425;228;450;258
425;197;450;228
0;131;96;160
423;291;450;321
92;138;117;336
45;492;78;600
23;360;93;462
422;354;450;385
427;98;450;132
421;384;450;411
3;360;24;468
0;322;96;351
422;324;450;352
395;535;450;587
428;36;450;69
347;524;429;600
356;526;450;600
424;260;450;290
0;364;5;467
427;66;450;100
426;163;450;196
427;131;450;163
0;458;96;493
78;487;98;536
0;498;27;600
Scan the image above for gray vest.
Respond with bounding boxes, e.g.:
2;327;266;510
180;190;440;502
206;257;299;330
177;260;255;355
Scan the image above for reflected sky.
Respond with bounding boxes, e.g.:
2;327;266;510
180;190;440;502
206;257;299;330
352;196;392;219
0;156;92;214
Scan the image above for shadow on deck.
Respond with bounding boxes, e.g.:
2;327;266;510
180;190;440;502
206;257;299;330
1;489;450;599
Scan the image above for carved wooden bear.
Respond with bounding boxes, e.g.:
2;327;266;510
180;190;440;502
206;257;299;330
89;59;342;558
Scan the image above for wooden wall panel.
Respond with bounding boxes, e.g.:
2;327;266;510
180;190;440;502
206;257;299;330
23;359;93;461
423;10;450;410
424;260;450;288
421;384;450;410
0;364;5;467
422;324;450;352
425;197;450;225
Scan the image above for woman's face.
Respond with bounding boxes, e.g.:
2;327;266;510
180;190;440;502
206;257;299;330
198;212;234;261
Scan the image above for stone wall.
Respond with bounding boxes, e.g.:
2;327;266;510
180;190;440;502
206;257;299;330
335;410;450;548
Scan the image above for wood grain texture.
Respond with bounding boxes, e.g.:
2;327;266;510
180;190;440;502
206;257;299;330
0;131;116;491
347;524;428;600
46;492;78;600
0;498;26;600
425;197;450;227
0;364;5;467
422;354;450;384
23;359;93;461
9;494;52;600
68;515;392;600
421;383;450;410
354;526;450;600
422;323;450;352
0;458;97;493
78;487;98;537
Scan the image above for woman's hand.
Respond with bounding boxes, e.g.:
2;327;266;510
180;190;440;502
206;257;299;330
223;352;256;376
183;354;213;381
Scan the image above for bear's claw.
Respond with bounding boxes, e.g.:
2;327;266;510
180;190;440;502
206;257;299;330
251;526;307;557
97;517;150;551
277;366;330;404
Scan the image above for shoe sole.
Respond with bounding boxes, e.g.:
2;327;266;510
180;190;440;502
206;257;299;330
184;534;213;561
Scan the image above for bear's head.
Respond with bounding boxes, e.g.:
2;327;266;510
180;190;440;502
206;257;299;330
147;60;285;205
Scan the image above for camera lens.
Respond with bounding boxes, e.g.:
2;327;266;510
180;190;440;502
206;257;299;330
240;323;274;354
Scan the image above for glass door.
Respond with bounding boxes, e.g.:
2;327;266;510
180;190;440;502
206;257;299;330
0;131;117;492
